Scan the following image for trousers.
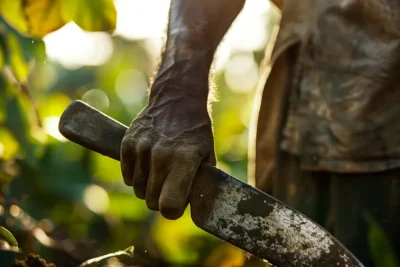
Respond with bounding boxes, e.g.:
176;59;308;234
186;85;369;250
269;151;400;266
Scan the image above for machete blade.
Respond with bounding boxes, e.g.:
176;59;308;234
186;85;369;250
59;100;364;267
191;164;363;267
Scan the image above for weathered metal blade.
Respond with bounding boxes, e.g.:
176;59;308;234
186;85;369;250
59;100;364;267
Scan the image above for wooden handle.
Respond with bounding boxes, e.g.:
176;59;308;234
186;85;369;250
59;100;128;161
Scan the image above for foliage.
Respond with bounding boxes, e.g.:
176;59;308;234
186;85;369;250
10;0;398;267
366;213;400;267
0;226;18;247
0;0;116;38
0;226;21;266
0;1;277;266
4;1;395;267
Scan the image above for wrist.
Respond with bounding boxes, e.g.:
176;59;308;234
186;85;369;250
149;50;212;103
149;80;209;108
147;89;210;121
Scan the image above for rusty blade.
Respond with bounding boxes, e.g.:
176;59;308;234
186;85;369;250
59;100;364;267
191;165;364;267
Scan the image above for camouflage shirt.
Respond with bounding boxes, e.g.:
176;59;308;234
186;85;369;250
278;0;400;173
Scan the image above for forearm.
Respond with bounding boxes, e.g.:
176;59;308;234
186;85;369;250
150;0;245;104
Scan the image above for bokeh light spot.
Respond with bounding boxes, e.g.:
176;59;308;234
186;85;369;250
10;205;20;217
83;185;110;214
106;257;124;267
31;63;58;92
81;89;110;112
38;219;55;233
224;53;259;93
115;69;148;106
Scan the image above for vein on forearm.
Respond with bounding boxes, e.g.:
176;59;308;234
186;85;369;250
150;0;246;104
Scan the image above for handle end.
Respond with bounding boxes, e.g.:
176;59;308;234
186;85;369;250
59;100;128;161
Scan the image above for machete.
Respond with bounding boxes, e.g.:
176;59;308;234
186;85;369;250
59;100;364;267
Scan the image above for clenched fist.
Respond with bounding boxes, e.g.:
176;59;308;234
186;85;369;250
120;0;245;220
120;89;216;220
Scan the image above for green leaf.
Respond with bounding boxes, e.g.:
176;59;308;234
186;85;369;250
62;0;117;32
79;246;134;267
6;33;29;82
23;0;66;38
366;213;400;267
0;0;66;38
5;95;38;168
0;227;18;247
0;0;29;36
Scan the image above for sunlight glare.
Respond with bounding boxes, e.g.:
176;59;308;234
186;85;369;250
44;23;114;69
83;184;110;214
215;1;270;72
114;0;171;40
44;0;270;73
224;0;270;51
114;0;270;72
44;116;67;141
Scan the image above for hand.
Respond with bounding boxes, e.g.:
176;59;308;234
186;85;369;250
120;89;216;220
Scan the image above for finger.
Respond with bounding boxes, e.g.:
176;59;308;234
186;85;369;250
159;154;202;220
120;139;135;186
145;145;170;211
132;140;152;199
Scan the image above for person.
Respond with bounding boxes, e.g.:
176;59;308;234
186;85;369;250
120;0;400;265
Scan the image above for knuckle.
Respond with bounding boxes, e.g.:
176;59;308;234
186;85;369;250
136;138;152;153
121;136;134;150
152;144;171;160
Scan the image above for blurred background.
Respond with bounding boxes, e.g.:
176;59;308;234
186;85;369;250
0;0;281;266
